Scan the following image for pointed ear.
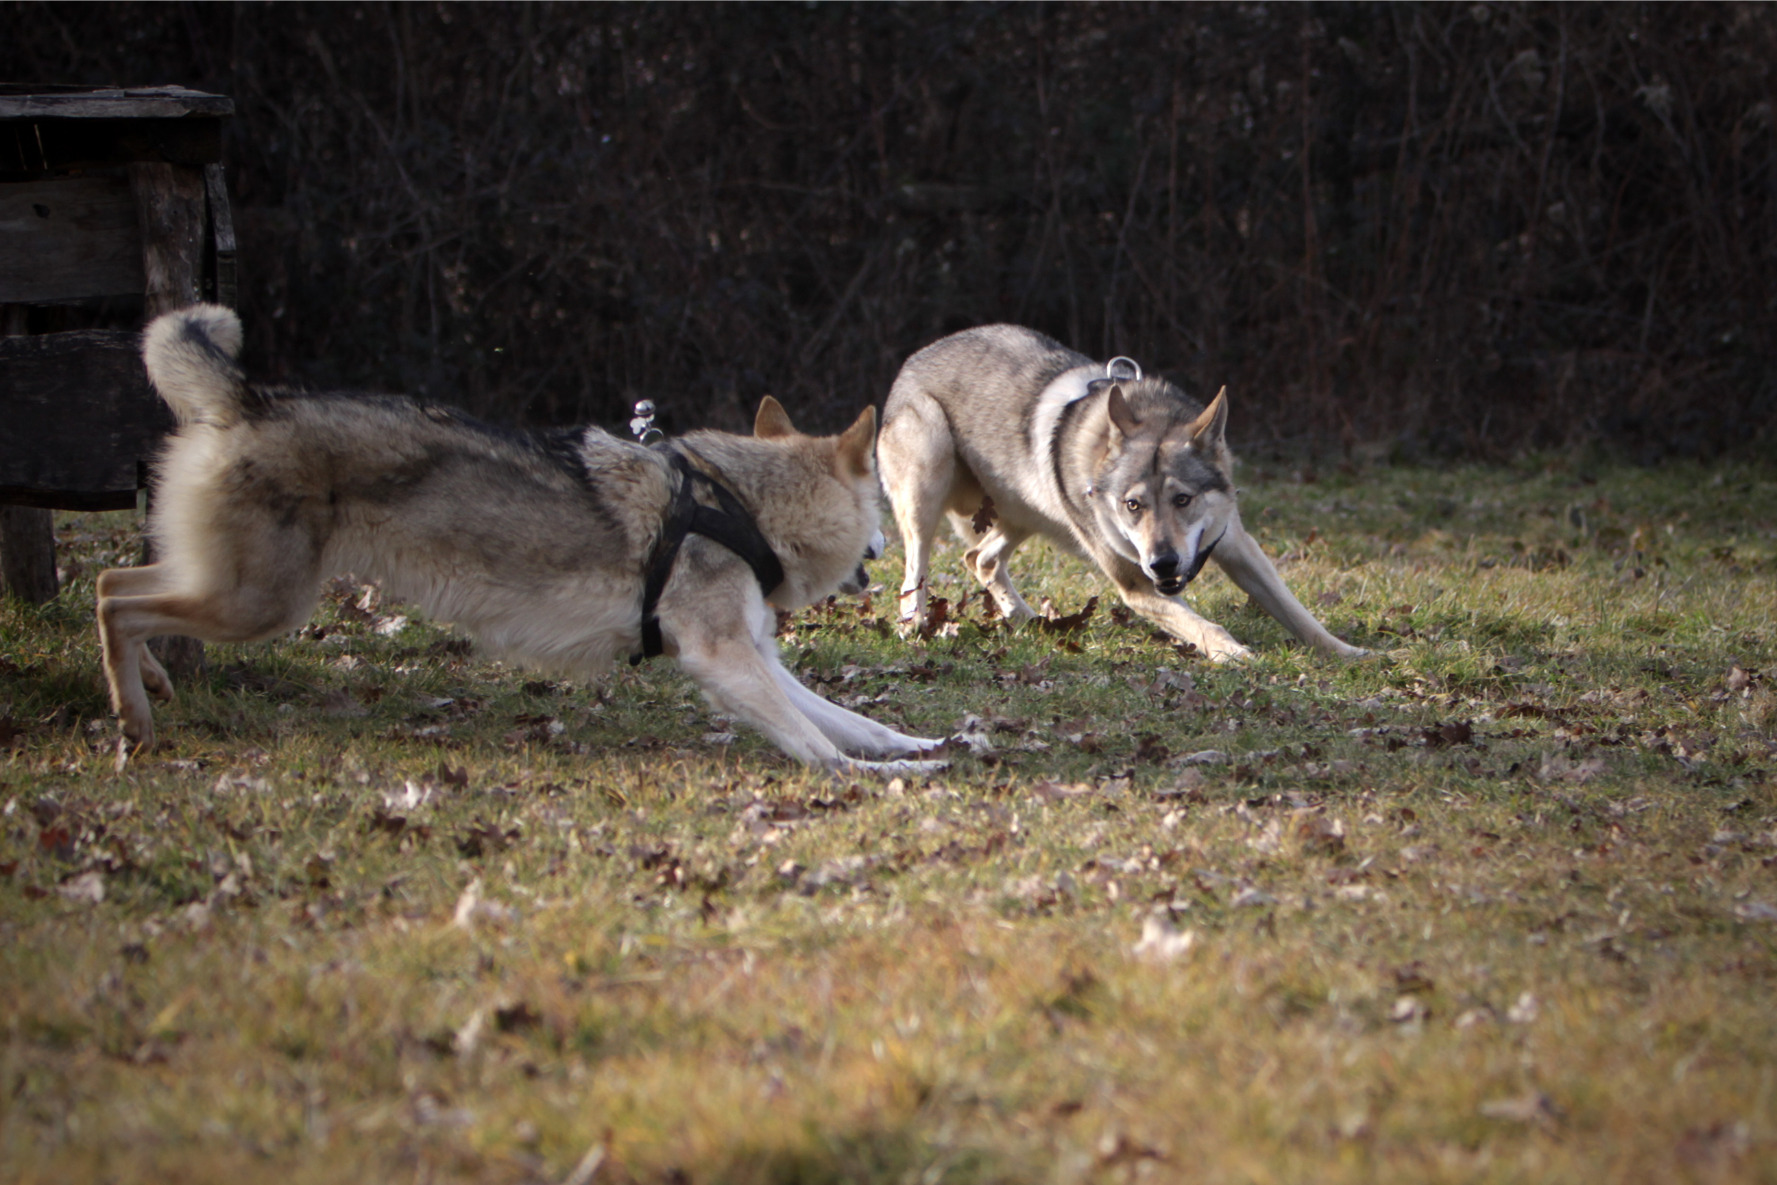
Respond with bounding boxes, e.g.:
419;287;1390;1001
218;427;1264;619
754;395;796;438
834;404;877;479
1106;384;1141;440
1186;387;1229;451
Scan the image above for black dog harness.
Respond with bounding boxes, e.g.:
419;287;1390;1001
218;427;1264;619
632;447;785;663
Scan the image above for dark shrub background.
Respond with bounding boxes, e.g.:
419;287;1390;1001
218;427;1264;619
6;2;1775;459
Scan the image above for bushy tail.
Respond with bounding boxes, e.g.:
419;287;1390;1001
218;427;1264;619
141;304;248;428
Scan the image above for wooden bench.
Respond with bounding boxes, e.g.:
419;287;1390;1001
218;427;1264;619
0;85;235;675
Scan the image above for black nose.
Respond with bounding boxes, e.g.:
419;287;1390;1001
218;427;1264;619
1149;551;1181;579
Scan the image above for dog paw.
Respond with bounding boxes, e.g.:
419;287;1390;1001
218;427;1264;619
1204;641;1253;664
117;714;156;751
112;728;155;771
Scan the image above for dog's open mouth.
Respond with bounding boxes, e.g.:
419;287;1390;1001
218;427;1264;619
838;563;871;595
1155;576;1186;596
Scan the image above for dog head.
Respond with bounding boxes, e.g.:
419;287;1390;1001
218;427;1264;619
1093;383;1236;597
744;396;885;607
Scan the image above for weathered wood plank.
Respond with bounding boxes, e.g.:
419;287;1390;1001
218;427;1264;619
0;175;146;302
130;162;206;314
0;505;58;604
0;330;168;503
0;87;234;121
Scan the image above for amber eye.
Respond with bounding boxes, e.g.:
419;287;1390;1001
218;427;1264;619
1173;492;1193;508
1124;498;1142;514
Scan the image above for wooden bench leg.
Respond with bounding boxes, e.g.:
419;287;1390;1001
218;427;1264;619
0;506;59;604
0;304;59;604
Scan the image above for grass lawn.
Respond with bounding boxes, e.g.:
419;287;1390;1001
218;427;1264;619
2;457;1774;1183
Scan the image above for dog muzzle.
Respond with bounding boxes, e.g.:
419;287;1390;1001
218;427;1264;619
1149;530;1223;596
839;528;886;595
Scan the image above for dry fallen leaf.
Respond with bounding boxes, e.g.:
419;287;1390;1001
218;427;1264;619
451;878;483;929
1391;961;1435;994
56;870;105;906
454;1008;496;1055
1296;813;1346;856
1479;1091;1562;1125
1538;752;1607;784
1096;1131;1169;1166
1032;780;1093;802
1036;596;1098;634
1131;913;1197;963
383;779;441;814
1389;994;1429;1023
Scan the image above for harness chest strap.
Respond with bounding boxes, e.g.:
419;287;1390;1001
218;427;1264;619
1185;528;1226;583
633;448;786;663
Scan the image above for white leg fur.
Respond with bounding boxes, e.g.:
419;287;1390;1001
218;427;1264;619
97;558;320;750
96;567;176;702
674;633;847;767
1080;543;1253;663
666;584;944;771
1210;523;1369;659
765;655;942;756
98;588;259;748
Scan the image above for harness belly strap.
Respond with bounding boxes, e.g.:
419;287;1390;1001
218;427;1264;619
633;448;786;663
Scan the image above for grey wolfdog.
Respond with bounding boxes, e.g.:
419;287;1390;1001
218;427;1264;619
876;324;1366;662
96;305;946;771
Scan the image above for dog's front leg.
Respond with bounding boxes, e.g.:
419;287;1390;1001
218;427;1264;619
672;627;851;768
1210;523;1369;659
1092;549;1252;662
761;645;945;758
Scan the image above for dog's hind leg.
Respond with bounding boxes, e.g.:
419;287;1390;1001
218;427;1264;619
877;393;958;633
961;522;1037;621
96;567;176;701
98;581;315;751
1210;522;1369;659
